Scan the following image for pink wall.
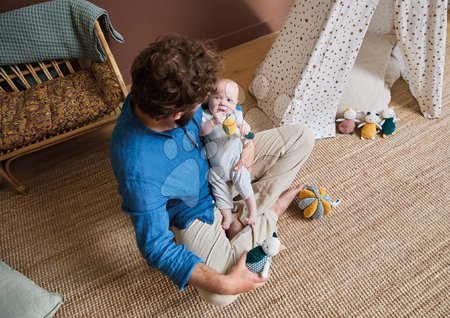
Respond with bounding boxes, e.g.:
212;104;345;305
1;0;294;84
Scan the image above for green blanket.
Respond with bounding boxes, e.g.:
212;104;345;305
0;0;124;65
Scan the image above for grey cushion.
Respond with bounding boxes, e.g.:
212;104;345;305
0;260;63;318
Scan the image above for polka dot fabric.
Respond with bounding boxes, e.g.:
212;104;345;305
250;0;447;138
368;0;395;35
393;0;447;119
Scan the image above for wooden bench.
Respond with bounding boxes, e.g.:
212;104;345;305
0;21;127;193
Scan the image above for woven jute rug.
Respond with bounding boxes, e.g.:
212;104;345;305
2;47;450;318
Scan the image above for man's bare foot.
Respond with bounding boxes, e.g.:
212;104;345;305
271;185;305;217
226;213;245;240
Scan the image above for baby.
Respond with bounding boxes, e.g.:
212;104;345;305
200;79;257;230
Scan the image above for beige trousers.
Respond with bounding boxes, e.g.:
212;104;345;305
172;124;314;306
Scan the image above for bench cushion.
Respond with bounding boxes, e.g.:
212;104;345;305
0;62;121;153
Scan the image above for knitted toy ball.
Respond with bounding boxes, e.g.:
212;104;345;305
297;185;340;219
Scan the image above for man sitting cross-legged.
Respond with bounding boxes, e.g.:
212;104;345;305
109;34;315;306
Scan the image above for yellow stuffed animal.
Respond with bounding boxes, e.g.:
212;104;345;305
357;112;382;140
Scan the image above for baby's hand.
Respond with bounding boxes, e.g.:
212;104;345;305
212;112;225;125
240;124;251;136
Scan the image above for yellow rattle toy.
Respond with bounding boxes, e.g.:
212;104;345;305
222;114;255;140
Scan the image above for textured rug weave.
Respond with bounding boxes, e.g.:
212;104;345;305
1;43;450;318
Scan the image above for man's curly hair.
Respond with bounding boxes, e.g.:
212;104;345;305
131;35;223;119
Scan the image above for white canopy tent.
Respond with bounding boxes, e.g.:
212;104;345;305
250;0;447;138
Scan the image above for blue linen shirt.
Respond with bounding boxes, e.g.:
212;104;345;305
109;95;215;290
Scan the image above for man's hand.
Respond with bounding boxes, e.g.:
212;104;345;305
234;140;255;172
223;251;267;294
188;251;267;295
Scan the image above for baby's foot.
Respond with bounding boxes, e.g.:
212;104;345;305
244;212;258;225
222;214;234;230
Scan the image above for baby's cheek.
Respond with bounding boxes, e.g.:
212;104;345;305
227;103;237;110
209;100;218;109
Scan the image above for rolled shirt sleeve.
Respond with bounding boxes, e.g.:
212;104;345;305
120;179;202;291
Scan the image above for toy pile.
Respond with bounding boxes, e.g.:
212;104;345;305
336;107;398;139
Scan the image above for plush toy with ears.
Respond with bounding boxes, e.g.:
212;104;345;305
358;112;382;140
297;185;341;219
380;107;398;138
336;108;361;134
246;232;281;278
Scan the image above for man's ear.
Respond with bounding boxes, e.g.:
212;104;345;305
172;112;183;120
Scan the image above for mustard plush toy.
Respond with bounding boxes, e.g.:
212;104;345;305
222;114;255;142
357;112;382;140
297;185;341;219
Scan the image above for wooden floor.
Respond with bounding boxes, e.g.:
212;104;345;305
4;33;277;189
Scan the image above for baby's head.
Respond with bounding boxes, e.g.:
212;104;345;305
208;79;239;115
